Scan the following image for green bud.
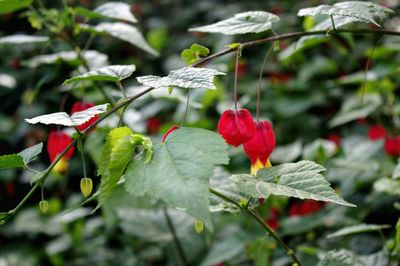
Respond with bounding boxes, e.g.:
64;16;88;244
39;200;49;214
80;177;93;198
194;219;204;234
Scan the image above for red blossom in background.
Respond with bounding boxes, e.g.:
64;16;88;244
70;102;98;132
218;109;256;147
267;208;280;230
162;125;179;143
289;200;323;217
47;131;75;173
368;125;387;141
146;117;162;134
384;136;400;157
243;121;275;175
327;133;341;147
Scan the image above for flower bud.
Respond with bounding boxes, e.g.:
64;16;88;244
71;102;98;132
218;109;255;147
39;200;49;214
194;219;204;233
80;177;93;197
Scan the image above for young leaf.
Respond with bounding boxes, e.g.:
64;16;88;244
76;2;137;23
124;127;229;230
98;127;136;204
79;23;158;56
18;142;43;165
181;44;210;65
298;1;393;27
64;65;136;84
0;154;25;169
25;104;108;126
232;161;356;207
137;67;225;90
326;224;390;238
0;0;33;14
189;11;279;35
0;34;49;44
319;249;366;266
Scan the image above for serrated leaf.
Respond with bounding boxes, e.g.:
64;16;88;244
0;0;33;14
319;249;366;266
124;127;229;230
189;11;279;35
329;94;382;128
18;143;43;165
64;65;136;84
137;67;225;90
98;127;136;204
0;34;49;44
232;161;355;207
76;2;137;23
0;154;25;169
298;1;393;27
327;224;390;238
181;43;210;65
25;104;108;126
79;23;158;56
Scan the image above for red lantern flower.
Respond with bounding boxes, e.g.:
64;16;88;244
243;121;275;175
71;102;98;132
146;117;162;134
218;108;256;147
384;136;400;157
47;131;75;173
368;125;387;141
266;208;280;230
289;200;322;217
327;133;341;147
162;125;179;143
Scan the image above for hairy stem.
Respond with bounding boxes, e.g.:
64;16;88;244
233;47;241;109
256;44;274;122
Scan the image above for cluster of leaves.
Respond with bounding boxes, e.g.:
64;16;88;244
0;0;400;265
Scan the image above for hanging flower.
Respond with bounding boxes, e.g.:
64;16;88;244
368;125;387;141
243;121;275;176
266;208;280;230
47;131;75;174
217;108;256;147
162;125;179;143
327;133;341;148
384;136;400;157
289;200;323;217
71;102;98;132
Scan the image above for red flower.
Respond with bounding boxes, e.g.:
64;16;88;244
71;102;98;132
384;136;400;157
146;117;162;134
327;133;341;147
368;125;387;141
218;109;256;147
47;131;75;173
243;121;275;175
267;208;280;230
162;125;179;143
289;200;322;217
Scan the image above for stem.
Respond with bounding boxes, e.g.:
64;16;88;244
116;81;127;98
361;35;382;104
256;45;274;122
163;206;189;266
330;15;336;31
181;89;191;127
209;188;302;265
116;81;127;126
78;136;87;179
233;47;241;110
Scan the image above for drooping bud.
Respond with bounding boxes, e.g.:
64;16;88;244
194;219;204;233
47;131;75;174
218;109;256;147
71;102;98;132
243;121;275;175
39;200;49;214
80;177;93;197
162;125;179;143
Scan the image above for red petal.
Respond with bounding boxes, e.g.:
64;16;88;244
71;102;98;132
243;121;275;165
162;125;179;143
368;125;387;141
384;136;400;157
47;131;75;162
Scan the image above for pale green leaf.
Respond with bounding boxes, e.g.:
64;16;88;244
181;43;210;65
319;249;366;266
124;127;229;230
76;2;137;23
64;65;136;84
0;154;24;169
298;1;393;27
80;23;158;56
18;142;43;165
0;34;49;44
25;104;108;126
329;94;382;128
137;67;225;90
0;73;16;89
302;139;337;161
98;127;135;204
327;224;390;238
0;0;33;14
373;178;400;196
232;161;355;207
270;140;303;164
392;159;400;179
189;11;279;35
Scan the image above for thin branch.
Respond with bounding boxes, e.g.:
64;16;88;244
256;44;274;122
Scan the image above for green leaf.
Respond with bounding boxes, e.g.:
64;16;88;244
0;154;25;169
181;44;210;65
302;139;337;161
319;249;366;266
373;178;400;196
327;224;390;238
0;74;16;89
0;0;33;14
0;34;49;44
64;65;136;84
25;104;108;126
75;2;137;23
232;161;356;207
98;127;136;204
189;11;279;35
392;159;400;179
270;140;303;164
79;23;158;56
18;142;43;165
124;127;229;230
329;94;382;128
298;1;393;27
137;67;225;90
